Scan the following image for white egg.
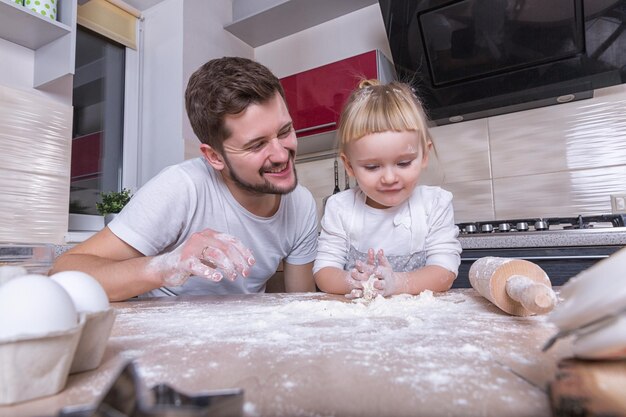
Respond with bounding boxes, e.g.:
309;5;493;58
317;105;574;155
0;265;28;285
0;274;78;339
50;271;109;313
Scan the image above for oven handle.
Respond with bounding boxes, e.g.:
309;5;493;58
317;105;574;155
461;255;610;261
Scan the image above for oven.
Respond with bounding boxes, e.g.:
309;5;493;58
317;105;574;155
452;215;626;288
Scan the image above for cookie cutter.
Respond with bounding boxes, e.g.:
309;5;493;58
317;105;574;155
57;360;244;417
542;306;626;352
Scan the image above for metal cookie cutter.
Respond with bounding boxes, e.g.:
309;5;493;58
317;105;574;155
57;361;244;417
542;306;626;352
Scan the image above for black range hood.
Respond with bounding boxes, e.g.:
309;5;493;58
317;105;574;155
378;0;626;125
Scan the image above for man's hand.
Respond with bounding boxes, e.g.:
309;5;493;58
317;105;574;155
148;229;255;286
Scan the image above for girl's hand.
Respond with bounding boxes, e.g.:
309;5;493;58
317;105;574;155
346;249;380;299
345;267;370;299
373;249;405;296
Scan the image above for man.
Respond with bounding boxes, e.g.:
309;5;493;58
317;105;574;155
51;57;318;301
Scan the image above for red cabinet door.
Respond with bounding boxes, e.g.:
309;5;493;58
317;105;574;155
280;50;379;138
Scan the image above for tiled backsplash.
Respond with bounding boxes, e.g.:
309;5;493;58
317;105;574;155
296;84;626;223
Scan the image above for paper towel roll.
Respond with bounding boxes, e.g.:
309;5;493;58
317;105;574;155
0;85;72;244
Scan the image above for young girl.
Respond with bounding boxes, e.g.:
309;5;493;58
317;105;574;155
314;80;462;299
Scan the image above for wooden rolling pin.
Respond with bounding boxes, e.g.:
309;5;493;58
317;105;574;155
469;257;557;316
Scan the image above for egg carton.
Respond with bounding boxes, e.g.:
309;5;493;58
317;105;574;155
72;308;116;373
0;308;116;405
0;315;85;405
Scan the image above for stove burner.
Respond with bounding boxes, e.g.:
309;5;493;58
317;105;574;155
456;214;626;235
481;224;494;233
465;224;477;234
516;222;529;232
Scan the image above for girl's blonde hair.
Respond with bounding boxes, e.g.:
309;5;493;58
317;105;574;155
337;79;433;155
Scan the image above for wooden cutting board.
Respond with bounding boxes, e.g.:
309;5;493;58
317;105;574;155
550;358;626;417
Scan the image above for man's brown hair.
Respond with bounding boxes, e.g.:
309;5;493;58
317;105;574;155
185;57;286;154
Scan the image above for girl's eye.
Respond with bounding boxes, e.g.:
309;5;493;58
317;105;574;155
363;165;379;171
398;160;413;167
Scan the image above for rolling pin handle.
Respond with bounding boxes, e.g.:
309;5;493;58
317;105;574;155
505;274;557;315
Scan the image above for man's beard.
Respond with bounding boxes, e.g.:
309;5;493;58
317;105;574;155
223;151;298;195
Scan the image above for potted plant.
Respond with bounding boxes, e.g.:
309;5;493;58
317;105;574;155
96;188;132;225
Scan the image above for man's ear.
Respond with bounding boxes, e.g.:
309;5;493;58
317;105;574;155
200;144;225;171
340;152;355;177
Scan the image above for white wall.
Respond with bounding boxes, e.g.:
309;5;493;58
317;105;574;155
0;39;34;92
0;38;73;105
182;0;253;160
137;0;184;186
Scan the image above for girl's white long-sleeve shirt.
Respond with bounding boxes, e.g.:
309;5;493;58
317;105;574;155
314;185;462;276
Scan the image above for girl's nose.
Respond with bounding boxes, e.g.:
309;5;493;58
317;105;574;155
381;166;397;184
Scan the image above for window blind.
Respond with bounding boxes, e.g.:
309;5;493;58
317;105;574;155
77;0;140;49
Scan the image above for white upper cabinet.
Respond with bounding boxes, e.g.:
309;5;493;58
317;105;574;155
224;0;377;47
0;0;76;88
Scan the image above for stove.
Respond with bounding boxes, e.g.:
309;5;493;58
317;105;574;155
453;214;626;288
456;214;626;235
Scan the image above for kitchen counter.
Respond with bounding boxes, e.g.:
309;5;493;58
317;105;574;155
0;290;572;417
459;227;626;249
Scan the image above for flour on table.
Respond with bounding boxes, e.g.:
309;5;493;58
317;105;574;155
58;289;557;417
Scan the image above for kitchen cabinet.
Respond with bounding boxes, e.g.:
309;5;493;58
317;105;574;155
224;0;377;47
0;0;76;88
280;49;395;157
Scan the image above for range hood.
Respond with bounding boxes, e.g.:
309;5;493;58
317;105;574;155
378;0;626;126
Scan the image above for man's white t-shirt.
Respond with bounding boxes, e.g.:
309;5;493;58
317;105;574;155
109;158;318;296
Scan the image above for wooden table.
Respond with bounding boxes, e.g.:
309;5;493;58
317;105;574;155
0;289;572;417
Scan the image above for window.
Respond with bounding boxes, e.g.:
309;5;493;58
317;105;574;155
69;26;126;215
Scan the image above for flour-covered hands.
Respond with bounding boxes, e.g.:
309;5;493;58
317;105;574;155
344;267;367;299
372;249;407;297
148;229;255;287
347;249;381;299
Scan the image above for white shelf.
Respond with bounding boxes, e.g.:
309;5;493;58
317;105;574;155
0;0;76;88
0;0;71;50
225;0;377;47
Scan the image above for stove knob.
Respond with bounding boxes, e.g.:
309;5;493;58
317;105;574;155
516;222;529;232
534;220;549;231
465;224;477;234
498;223;511;232
481;224;494;233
